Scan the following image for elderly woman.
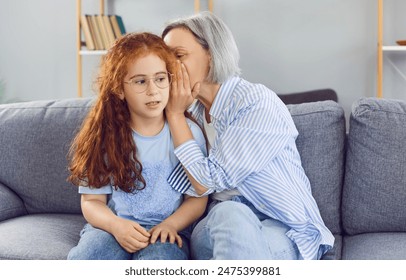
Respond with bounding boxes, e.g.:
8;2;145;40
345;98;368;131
163;12;334;260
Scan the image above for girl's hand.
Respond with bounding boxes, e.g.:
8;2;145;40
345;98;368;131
166;61;200;117
111;218;151;253
149;222;183;248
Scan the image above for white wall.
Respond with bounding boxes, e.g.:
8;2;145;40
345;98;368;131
1;0;406;124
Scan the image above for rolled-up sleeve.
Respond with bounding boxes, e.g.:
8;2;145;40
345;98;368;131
168;119;210;197
174;140;205;169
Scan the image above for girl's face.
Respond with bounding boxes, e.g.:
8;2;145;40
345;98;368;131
122;53;170;124
164;28;211;90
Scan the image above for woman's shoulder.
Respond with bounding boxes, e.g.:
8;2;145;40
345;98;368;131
232;78;281;109
237;78;276;98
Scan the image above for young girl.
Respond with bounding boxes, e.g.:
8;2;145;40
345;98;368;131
67;32;208;260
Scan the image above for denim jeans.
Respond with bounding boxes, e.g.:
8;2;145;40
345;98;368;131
67;223;189;260
190;196;301;260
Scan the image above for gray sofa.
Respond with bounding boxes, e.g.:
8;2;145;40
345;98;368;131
0;96;405;260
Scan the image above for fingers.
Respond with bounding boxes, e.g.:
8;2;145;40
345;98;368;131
125;224;150;252
176;60;183;86
121;223;149;252
149;226;182;247
176;60;191;92
180;62;191;91
132;222;151;241
175;234;183;248
148;227;170;244
160;231;169;244
121;237;149;253
149;227;159;244
171;74;177;95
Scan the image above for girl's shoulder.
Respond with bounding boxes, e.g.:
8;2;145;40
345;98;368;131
185;117;203;133
184;118;206;148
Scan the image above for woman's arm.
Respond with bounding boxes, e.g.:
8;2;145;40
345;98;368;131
81;194;150;252
166;113;209;196
167;64;295;196
166;62;209;195
149;195;208;246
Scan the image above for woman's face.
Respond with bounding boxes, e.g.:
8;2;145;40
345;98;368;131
164;28;211;90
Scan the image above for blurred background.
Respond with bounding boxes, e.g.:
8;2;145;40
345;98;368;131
1;0;406;123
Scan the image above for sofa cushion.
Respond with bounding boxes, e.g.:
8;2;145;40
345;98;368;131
342;232;406;260
0;182;27;221
0;214;86;260
287;100;345;235
343;98;406;235
0;98;94;214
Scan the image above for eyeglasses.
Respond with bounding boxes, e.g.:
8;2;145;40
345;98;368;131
123;72;173;94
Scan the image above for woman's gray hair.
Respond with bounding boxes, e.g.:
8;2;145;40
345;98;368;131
162;11;241;83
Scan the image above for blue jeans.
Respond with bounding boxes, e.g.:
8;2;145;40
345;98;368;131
191;196;301;260
67;223;189;260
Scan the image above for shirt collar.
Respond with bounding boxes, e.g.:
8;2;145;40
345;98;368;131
209;76;241;120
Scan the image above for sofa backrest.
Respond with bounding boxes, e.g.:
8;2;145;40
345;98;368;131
0;97;347;229
288;100;346;235
343;97;406;235
0;98;94;214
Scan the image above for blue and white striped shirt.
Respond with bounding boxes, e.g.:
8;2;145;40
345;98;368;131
168;76;334;260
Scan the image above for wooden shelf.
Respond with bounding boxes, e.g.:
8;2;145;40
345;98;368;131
382;46;406;52
76;0;105;97
377;0;406;98
79;50;108;56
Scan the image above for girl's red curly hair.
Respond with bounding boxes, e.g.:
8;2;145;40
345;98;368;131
68;32;177;193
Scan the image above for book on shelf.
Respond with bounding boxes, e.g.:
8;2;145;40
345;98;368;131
89;15;104;50
115;15;126;35
86;15;99;49
96;15;109;49
110;15;124;39
103;15;116;48
80;15;95;50
81;14;127;51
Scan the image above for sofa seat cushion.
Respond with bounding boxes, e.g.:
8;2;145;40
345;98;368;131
342;232;406;260
0;214;86;260
343;98;406;235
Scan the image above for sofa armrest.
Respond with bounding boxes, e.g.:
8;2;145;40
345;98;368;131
0;182;27;222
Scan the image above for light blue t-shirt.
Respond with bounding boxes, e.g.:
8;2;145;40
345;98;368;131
79;119;206;226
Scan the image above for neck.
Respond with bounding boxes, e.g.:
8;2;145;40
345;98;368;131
131;115;165;136
196;82;221;112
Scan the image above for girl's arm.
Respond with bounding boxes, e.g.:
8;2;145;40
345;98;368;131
81;194;150;252
149;195;208;247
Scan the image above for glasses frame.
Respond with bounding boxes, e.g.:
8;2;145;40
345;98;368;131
123;72;173;94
